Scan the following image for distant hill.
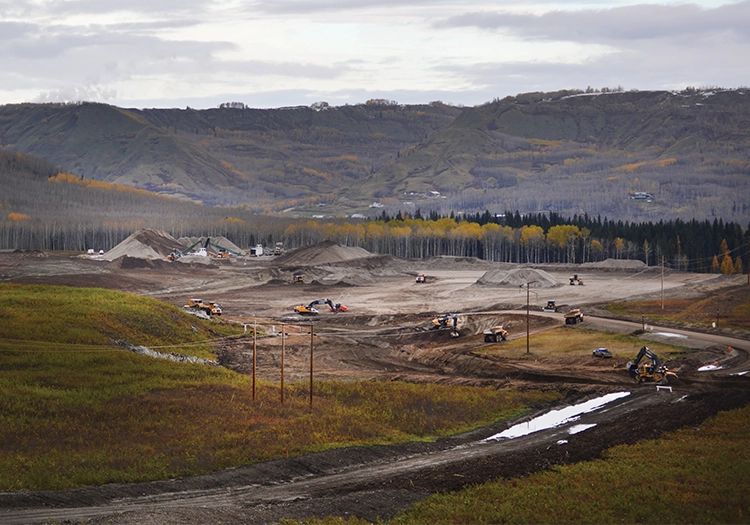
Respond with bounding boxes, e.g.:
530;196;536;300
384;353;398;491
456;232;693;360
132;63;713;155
353;89;750;223
0;101;459;207
1;89;749;222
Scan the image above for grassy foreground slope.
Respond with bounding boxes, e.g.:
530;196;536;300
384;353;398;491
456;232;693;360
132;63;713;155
393;404;750;524
0;284;560;490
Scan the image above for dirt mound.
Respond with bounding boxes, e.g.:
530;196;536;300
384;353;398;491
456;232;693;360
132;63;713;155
102;230;184;261
277;240;372;266
476;268;560;288
581;258;648;270
107;256;177;270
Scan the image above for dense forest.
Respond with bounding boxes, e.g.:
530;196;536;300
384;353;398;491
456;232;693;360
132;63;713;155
2;152;747;274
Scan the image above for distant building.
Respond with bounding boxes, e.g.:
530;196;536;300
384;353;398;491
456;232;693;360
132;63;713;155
630;192;654;201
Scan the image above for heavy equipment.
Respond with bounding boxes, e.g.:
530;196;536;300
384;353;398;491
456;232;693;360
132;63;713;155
564;308;584;324
206;238;243;258
416;273;426;283
627;346;677;384
432;314;459;337
294;300;320;315
168;239;205;261
325;299;348;313
183;298;222;316
569;274;584;285
293;274;304;284
543;300;557;312
295;298;347;315
483;325;508;342
274;242;284;255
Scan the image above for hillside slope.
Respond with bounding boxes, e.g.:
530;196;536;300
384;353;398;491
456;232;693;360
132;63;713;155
1;90;749;222
0;101;460;207
355;89;750;222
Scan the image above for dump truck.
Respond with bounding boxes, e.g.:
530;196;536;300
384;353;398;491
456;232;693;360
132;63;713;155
416;273;426;283
483;325;508;342
274;242;284;255
564;308;584;324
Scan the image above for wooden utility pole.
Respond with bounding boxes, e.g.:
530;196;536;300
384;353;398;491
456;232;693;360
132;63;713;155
252;318;257;401
524;281;537;354
661;256;665;310
280;323;285;404
309;324;314;407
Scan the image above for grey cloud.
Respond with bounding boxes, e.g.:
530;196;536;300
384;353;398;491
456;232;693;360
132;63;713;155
251;0;441;15
439;1;750;44
43;0;218;17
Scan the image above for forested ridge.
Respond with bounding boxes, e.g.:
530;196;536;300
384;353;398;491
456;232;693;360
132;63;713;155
2;152;747;274
1;88;749;223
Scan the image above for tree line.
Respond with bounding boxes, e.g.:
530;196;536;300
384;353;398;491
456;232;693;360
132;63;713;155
1;152;747;274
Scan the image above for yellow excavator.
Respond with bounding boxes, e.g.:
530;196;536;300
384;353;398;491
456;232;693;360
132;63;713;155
183;298;222;316
627;346;677;384
432;313;460;338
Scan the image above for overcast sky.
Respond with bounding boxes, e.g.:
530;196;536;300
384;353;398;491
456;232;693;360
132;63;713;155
1;0;747;109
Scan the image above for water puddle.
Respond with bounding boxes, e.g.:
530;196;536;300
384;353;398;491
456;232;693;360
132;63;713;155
485;392;630;441
569;423;596;434
698;364;724;372
653;332;687;338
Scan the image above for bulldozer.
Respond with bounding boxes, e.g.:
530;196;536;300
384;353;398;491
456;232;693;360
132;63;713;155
483;325;508;342
627;346;677;384
183;298;222;316
292;274;304;284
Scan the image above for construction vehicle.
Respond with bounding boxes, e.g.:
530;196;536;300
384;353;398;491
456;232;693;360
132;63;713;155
569;274;584;285
483;325;508;342
432;314;460;338
543;300;558;312
627;346;677;384
416;273;426;283
564;308;584;324
294;300;320;315
293;274;304;284
325;299;348;313
295;298;348;315
206;238;243;258
183;298;222;316
168;239;205;261
274;242;284;255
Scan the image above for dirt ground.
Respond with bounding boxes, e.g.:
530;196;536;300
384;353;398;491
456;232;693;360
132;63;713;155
1;243;749;525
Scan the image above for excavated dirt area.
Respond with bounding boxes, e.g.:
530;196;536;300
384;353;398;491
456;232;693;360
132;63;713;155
1;239;749;525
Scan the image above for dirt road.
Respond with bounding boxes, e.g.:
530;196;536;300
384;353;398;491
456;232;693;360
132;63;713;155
1;247;749;524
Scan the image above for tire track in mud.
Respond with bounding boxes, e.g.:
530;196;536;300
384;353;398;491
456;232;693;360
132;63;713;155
0;390;685;525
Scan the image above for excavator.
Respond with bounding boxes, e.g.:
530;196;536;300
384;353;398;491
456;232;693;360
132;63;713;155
183;298;222;316
432;313;460;338
294;298;348;315
627;346;678;384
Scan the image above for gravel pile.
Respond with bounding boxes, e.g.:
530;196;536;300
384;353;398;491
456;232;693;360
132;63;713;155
476;267;560;288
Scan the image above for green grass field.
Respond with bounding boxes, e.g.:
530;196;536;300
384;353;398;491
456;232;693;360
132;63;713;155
0;284;561;490
605;284;750;331
477;327;689;361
